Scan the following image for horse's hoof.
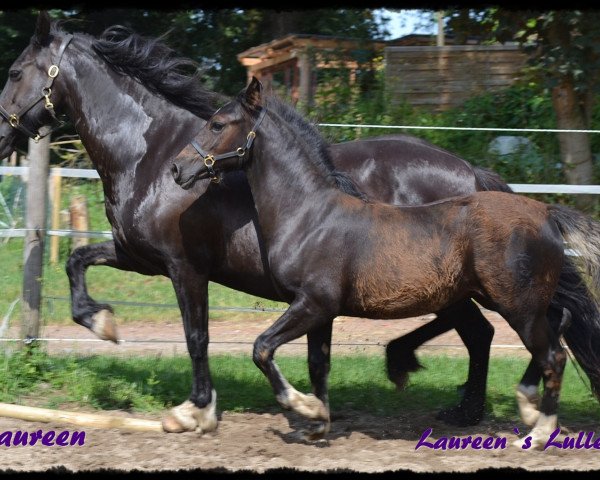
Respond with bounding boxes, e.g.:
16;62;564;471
436;405;483;426
91;309;118;343
162;394;218;434
387;371;409;391
512;434;547;450
302;421;330;442
516;387;540;427
162;415;189;433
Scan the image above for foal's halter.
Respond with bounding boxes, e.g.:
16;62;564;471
0;34;73;142
190;107;267;184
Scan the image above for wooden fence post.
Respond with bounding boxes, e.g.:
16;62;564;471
49;171;62;264
21;136;50;344
70;195;89;251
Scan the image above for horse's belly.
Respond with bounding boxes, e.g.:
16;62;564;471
349;258;469;319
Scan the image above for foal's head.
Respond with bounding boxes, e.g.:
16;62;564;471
171;77;264;189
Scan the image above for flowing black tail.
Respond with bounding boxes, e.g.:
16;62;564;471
548;204;600;398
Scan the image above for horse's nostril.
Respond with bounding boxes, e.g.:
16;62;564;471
171;163;180;181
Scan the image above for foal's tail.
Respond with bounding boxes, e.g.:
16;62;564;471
548;204;600;397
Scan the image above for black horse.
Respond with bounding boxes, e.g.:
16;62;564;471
1;12;599;434
172;78;600;446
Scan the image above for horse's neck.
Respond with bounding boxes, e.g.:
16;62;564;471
246;116;339;241
60;40;199;182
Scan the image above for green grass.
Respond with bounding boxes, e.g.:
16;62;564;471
1;350;598;425
0;233;286;325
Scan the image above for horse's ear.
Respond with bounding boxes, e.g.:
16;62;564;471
33;11;53;47
244;77;263;110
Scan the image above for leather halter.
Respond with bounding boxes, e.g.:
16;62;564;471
189;107;267;183
0;33;73;142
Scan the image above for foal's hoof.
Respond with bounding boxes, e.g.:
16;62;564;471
436;404;483;427
516;388;541;427
162;394;218;434
302;420;331;442
91;309;118;343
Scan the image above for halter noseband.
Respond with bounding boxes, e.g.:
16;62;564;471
0;33;73;142
189;107;267;184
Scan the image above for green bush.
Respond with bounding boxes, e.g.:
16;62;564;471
310;72;600;189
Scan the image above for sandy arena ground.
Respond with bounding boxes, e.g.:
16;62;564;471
1;310;599;474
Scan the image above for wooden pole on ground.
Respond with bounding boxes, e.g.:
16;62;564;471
0;403;163;433
21;136;50;344
49;171;62;264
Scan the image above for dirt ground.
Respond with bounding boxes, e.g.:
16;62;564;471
2;310;600;474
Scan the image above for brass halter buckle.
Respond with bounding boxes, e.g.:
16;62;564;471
8;114;19;128
48;65;59;78
203;155;220;184
42;88;54;110
203;155;215;168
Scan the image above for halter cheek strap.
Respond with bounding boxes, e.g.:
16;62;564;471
190;107;267;184
0;33;73;142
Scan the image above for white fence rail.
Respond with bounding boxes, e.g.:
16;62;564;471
1;165;600;240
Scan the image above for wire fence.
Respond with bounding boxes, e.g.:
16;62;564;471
1;122;600;349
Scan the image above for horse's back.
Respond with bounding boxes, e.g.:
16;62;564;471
328;135;480;205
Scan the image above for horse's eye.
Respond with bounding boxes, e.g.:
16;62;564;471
9;70;22;81
211;121;224;133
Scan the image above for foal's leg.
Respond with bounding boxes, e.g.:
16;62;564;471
509;313;567;449
162;266;217;434
515;307;571;427
66;241;144;342
253;298;331;433
306;320;334;439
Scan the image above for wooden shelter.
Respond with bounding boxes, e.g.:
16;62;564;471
238;34;527;113
384;43;527;112
237;34;385;110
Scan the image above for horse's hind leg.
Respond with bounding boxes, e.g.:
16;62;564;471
509;312;567;449
515;308;571;427
66;241;136;343
437;300;494;426
307;320;334;439
386;299;494;426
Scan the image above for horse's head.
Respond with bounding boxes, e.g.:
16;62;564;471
172;77;265;189
0;11;72;158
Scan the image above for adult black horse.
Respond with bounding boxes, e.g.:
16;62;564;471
0;12;599;434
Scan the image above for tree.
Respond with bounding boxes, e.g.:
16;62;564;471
445;8;600;211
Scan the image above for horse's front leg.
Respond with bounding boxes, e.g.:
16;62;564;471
253;297;331;437
162;265;216;434
66;241;142;342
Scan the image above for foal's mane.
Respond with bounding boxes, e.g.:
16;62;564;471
90;25;221;120
262;95;368;202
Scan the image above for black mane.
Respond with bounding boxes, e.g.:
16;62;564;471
263;96;368;202
91;26;221;120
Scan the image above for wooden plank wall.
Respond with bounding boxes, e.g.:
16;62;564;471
384;45;528;112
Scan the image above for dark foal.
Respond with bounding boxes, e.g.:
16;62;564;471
172;78;600;447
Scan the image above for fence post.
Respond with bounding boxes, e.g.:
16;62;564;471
21;136;50;345
70;195;89;251
49;171;62;264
